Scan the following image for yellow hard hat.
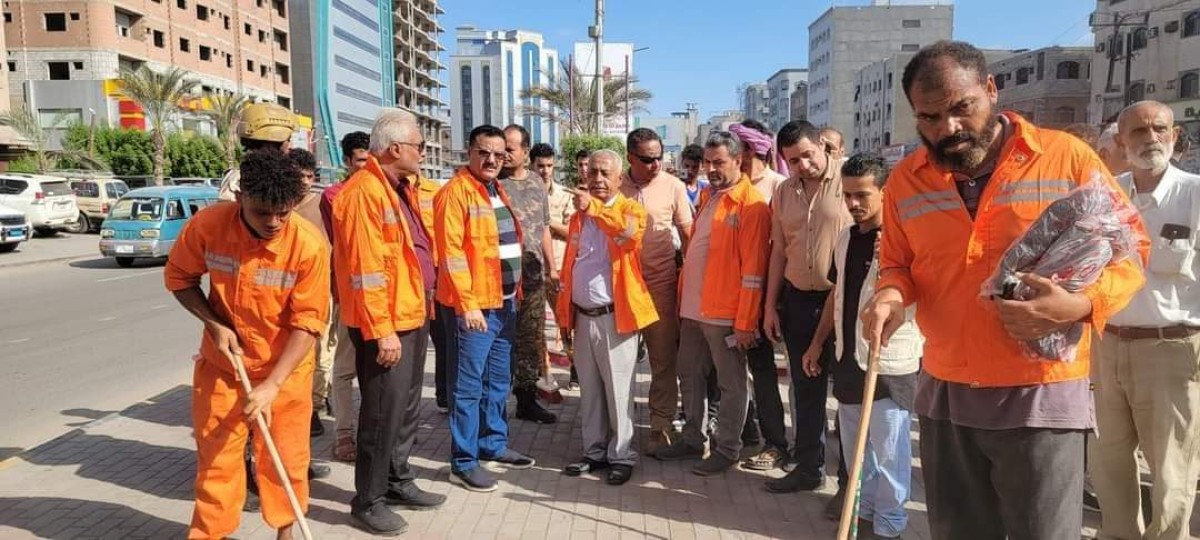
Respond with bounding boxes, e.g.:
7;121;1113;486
239;102;294;142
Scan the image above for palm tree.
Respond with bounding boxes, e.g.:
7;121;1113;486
519;60;652;135
0;107;103;172
117;66;199;185
202;91;248;170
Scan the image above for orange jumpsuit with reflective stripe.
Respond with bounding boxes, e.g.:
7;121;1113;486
690;175;773;332
165;202;331;539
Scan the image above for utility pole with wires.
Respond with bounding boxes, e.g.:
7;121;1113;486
1090;7;1156;115
590;0;604;135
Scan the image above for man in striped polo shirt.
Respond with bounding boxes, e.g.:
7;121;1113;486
435;125;536;492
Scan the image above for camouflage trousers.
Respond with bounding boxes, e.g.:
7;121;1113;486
512;283;546;392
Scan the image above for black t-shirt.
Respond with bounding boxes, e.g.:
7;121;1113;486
829;225;917;408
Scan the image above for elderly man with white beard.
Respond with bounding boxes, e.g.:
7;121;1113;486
1091;100;1200;540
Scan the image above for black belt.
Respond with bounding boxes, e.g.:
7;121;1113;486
573;303;615;317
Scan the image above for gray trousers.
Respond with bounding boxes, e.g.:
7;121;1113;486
920;416;1085;540
574;311;639;466
678;318;750;461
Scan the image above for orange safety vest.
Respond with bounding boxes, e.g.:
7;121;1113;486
164;202;331;379
330;156;428;339
555;194;659;334
434;167;524;313
877;112;1148;388
415;175;440;264
690;175;772;332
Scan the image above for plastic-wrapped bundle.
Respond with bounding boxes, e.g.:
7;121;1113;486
981;179;1142;361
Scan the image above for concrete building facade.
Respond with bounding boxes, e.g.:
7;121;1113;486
742;83;769;125
790;82;809;123
1089;0;1200;169
990;46;1092;129
807;1;952;138
853;53;916;154
4;0;295;152
574;42;636;138
633;105;699;157
766;69;808;132
449;27;559;153
696;109;744;147
290;0;445;178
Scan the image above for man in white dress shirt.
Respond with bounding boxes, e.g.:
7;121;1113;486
1092;100;1200;540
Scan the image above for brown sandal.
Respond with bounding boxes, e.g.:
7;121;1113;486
333;435;356;462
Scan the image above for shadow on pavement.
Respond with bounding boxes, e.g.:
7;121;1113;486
0;448;20;461
117;385;193;428
60;408;119;427
68;257;166;270
21;432;194;501
0;496;187;538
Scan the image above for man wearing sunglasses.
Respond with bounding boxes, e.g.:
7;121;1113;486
499;125;560;425
619;128;695;456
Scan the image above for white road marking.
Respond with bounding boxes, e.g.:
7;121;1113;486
7;338;30;344
98;316;117;322
96;269;160;283
150;304;168;310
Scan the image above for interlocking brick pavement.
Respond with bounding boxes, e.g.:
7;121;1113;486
0;345;1162;539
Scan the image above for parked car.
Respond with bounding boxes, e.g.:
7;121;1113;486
67;177;131;233
171;177;221;188
0;202;30;253
0;173;79;236
99;186;219;267
118;176;174;190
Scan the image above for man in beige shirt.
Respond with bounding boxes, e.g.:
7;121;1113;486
761;120;852;497
619;128;694;455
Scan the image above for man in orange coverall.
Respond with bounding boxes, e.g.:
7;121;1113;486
165;150;331;540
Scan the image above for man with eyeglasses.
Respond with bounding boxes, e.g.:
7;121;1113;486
619;128;695;456
436;125;537;493
499;125;560;425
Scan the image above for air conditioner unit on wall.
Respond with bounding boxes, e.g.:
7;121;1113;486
1148;83;1156;93
1166;21;1179;33
1150;27;1159;38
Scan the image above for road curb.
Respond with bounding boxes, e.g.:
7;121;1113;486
0;252;97;270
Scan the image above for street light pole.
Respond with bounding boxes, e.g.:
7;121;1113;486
591;0;604;135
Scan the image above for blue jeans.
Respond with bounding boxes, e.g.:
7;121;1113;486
838;398;912;538
441;300;517;473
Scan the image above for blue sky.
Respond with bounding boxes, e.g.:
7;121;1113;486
438;0;1097;119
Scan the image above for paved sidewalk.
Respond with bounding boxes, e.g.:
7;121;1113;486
0;346;1168;539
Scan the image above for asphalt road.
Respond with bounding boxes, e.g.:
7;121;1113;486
0;254;197;460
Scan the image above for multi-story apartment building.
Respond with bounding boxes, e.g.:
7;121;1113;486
290;0;446;178
742;82;769;125
852;53;915;154
5;0;294;145
766;69;808;132
808;1;952;138
790;82;809;123
449;27;559;153
990;46;1092;129
1089;0;1200;167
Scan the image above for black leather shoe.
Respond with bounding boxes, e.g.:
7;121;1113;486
563;458;610;477
515;396;558;424
764;469;825;493
385;482;446;510
607;464;634;485
351;502;408;536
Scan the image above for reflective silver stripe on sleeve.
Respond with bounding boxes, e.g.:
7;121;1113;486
997;179;1073;194
993;191;1066;207
896;190;958;212
204;252;238;274
446;256;469;272
350;272;387;290
615;217;637;245
741;275;764;289
254;268;297;288
383;209;399;224
724;213;740;228
900;200;960;221
468;206;489;219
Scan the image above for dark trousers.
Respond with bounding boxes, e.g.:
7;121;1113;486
348;324;430;512
780;286;834;479
432;311;448;407
920;416;1085;540
745;337;788;451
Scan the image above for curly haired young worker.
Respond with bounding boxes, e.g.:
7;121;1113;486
166;151;331;540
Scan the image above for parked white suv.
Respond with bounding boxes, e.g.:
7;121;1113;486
0;173;79;236
0;202;30;253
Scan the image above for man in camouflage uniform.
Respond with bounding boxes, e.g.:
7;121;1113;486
499;124;559;424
